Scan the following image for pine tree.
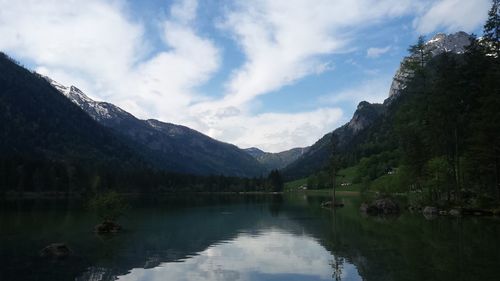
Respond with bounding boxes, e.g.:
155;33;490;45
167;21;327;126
405;36;433;72
483;0;500;57
330;134;340;207
464;0;500;199
267;170;284;192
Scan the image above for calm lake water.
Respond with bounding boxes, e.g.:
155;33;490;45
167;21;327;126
1;193;500;281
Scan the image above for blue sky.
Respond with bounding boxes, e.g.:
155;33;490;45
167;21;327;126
0;0;491;152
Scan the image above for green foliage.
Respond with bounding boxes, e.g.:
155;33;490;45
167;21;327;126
287;4;499;206
405;35;433;72
354;151;398;182
392;18;500;204
307;174;318;189
305;171;331;190
483;0;500;57
88;191;129;222
369;174;403;195
284;177;307;191
267;170;284;192
423;156;453;203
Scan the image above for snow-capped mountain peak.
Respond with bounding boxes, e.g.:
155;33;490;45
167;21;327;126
43;76;127;122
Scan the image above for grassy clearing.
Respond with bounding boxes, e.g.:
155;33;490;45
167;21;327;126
284;162;404;194
284;178;307;191
285;165;363;192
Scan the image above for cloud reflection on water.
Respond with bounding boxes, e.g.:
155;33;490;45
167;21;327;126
117;230;362;281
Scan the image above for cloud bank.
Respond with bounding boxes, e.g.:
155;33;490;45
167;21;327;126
0;0;491;152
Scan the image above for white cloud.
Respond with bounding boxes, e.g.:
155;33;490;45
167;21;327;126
413;0;491;34
0;0;220;124
0;0;144;89
127;17;220;121
366;46;392;58
203;107;344;153
215;0;417;108
184;0;419;150
319;77;393;106
170;0;198;23
0;0;492;153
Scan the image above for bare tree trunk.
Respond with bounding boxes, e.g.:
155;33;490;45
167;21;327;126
496;156;500;201
332;165;336;208
454;127;461;202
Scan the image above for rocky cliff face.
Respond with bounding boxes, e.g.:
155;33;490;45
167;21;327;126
388;31;471;99
347;101;385;134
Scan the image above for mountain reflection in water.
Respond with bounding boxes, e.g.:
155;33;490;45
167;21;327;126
1;194;500;281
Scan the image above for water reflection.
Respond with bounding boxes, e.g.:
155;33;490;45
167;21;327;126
1;194;500;281
115;230;361;281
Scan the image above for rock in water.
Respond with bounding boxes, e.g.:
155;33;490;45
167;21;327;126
422;206;438;215
360;198;400;215
321;201;344;208
422;206;439;220
95;221;122;233
40;243;72;259
360;203;369;213
449;209;462;216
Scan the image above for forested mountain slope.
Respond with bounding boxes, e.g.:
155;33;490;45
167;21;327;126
46;78;266;177
282;32;473;180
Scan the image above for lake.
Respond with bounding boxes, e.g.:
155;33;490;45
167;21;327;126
1;193;499;281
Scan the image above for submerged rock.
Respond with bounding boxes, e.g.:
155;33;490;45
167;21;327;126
407;205;422;213
321;201;344;208
40;243;72;259
462;208;494;216
422;206;438;215
360;198;400;215
360;203;369;213
449;209;462;216
95;221;122;234
422;206;438;220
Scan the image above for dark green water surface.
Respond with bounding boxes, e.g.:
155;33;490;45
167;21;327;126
1;194;499;281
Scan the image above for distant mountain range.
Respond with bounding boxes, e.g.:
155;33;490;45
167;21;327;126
244;147;309;171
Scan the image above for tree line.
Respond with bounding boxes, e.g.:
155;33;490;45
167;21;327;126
0;155;285;196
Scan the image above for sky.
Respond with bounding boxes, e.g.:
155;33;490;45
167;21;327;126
0;0;492;152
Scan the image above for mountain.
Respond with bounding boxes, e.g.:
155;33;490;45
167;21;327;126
283;32;472;180
283;102;385;179
244;147;310;171
46;78;265;177
244;147;266;158
387;31;471;102
0;52;144;174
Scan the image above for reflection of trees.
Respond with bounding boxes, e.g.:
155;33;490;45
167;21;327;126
330;202;344;281
330;255;344;281
5;194;499;281
268;194;283;217
288;194;500;281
